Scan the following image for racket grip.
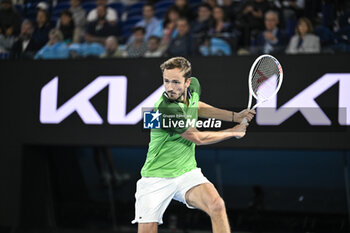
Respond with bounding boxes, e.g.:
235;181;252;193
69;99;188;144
235;118;248;139
240;118;248;124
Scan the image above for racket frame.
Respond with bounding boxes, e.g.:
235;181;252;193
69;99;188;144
247;54;283;110
238;54;283;129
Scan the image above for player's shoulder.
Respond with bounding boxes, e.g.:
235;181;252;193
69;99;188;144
189;77;201;96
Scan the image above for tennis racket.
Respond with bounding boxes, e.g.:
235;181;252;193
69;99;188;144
236;54;283;137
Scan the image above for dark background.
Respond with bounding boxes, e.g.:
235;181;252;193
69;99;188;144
1;55;350;148
1;55;350;232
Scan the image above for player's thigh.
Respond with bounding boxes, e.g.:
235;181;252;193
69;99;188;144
138;222;158;233
185;182;222;214
133;177;176;224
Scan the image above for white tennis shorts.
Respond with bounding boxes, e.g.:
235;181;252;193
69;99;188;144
131;167;210;225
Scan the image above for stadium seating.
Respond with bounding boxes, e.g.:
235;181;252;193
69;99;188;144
82;2;97;12
155;0;173;10
108;2;125;18
121;16;143;38
155;7;168;19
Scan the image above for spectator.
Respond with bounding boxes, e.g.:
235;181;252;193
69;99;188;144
10;19;41;59
0;32;15;52
32;9;52;48
69;0;86;42
34;29;69;59
251;10;288;54
286;17;320;54
56;10;75;43
70;0;86;28
331;5;350;52
166;17;193;56
209;6;234;36
153;6;180;50
0;0;21;36
191;3;213;51
173;0;193;20
157;21;176;54
100;36;125;58
191;3;213;38
126;26;147;57
236;0;271;48
135;3;160;41
321;0;336;29
87;0;118;25
205;0;218;9
273;0;305;23
162;6;181;37
144;36;162;57
0;0;20;52
85;5;118;45
222;0;242;23
208;6;238;51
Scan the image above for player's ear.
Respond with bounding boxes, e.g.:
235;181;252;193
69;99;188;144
185;77;191;88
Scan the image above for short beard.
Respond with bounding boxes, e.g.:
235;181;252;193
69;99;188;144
175;89;186;102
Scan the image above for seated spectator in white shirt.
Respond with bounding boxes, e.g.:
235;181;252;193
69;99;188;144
144;36;162;57
286;17;320;54
87;0;118;24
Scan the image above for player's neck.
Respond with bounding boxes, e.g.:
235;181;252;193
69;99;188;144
183;89;189;106
178;89;189;106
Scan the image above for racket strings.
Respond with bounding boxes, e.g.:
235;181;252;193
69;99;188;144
251;57;281;100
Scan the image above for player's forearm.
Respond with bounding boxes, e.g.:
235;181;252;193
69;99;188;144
198;101;235;122
195;129;240;145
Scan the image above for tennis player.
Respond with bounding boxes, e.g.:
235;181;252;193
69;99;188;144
132;57;255;233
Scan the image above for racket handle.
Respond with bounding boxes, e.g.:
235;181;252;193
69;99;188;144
240;118;248;124
235;117;248;139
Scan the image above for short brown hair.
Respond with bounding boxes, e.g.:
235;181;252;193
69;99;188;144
160;57;192;79
296;17;314;35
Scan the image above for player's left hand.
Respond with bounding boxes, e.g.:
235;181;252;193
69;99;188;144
234;109;256;123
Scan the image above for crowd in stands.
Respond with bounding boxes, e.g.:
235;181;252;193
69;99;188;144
0;0;349;59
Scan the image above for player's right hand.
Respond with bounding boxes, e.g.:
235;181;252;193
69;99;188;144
233;123;249;138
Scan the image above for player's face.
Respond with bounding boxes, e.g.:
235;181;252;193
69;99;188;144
163;68;190;101
298;21;308;36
